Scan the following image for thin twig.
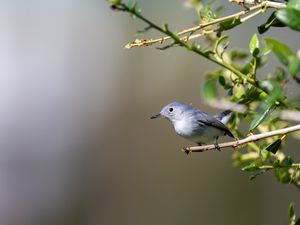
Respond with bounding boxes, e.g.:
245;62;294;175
125;0;286;48
115;2;290;108
240;7;264;23
258;164;300;170
182;124;300;153
127;30;214;49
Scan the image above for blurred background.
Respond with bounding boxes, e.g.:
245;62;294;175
0;0;299;225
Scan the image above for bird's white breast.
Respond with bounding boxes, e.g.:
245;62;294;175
174;119;194;136
173;118;223;144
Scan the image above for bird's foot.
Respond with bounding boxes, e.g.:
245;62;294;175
182;147;191;155
214;137;221;151
214;143;221;151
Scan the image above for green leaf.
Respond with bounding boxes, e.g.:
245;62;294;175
274;67;287;82
203;79;217;102
275;167;291;183
288;56;300;76
218;75;226;86
288;202;300;225
261;43;271;56
276;8;300;31
199;6;217;21
218;18;241;33
109;0;121;4
230;50;248;60
288;202;296;221
265;38;300;77
249;104;274;131
250;83;284;130
126;0;134;7
288;0;300;11
249;33;259;56
233;86;246;99
265;38;294;66
258;12;285;34
242;163;260;172
264;139;282;154
274;157;295;183
242;86;261;103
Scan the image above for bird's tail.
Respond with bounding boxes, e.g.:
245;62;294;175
214;110;233;125
213;99;250;124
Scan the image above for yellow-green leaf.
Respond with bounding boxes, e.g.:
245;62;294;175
249;33;259;56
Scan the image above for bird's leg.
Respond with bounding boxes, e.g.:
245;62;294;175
214;136;221;151
182;147;191;155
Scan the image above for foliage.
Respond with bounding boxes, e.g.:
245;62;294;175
289;202;300;225
109;0;300;223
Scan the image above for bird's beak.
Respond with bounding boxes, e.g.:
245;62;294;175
150;113;161;119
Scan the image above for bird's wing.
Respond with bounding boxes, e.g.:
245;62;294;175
197;116;234;138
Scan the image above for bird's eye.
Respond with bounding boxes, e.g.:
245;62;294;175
168;107;174;112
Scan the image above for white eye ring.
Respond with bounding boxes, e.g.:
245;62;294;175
168;107;174;112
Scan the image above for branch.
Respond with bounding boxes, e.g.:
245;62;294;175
182;124;300;154
125;0;286;48
258;164;300;170
126;30;214;49
112;1;289;108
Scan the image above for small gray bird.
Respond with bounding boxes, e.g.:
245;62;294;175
150;102;234;149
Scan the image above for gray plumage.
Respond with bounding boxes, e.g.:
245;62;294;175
151;102;234;147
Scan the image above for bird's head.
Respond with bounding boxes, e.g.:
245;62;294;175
150;102;191;123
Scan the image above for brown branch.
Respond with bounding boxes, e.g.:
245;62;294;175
125;30;214;49
125;0;286;49
182;124;300;154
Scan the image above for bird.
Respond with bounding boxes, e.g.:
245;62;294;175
150;102;234;150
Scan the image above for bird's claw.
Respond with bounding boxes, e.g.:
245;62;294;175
182;147;191;155
214;143;221;151
214;136;221;151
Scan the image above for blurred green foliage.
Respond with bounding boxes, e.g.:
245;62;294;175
289;202;300;225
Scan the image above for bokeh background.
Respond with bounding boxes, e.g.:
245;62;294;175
0;0;299;225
